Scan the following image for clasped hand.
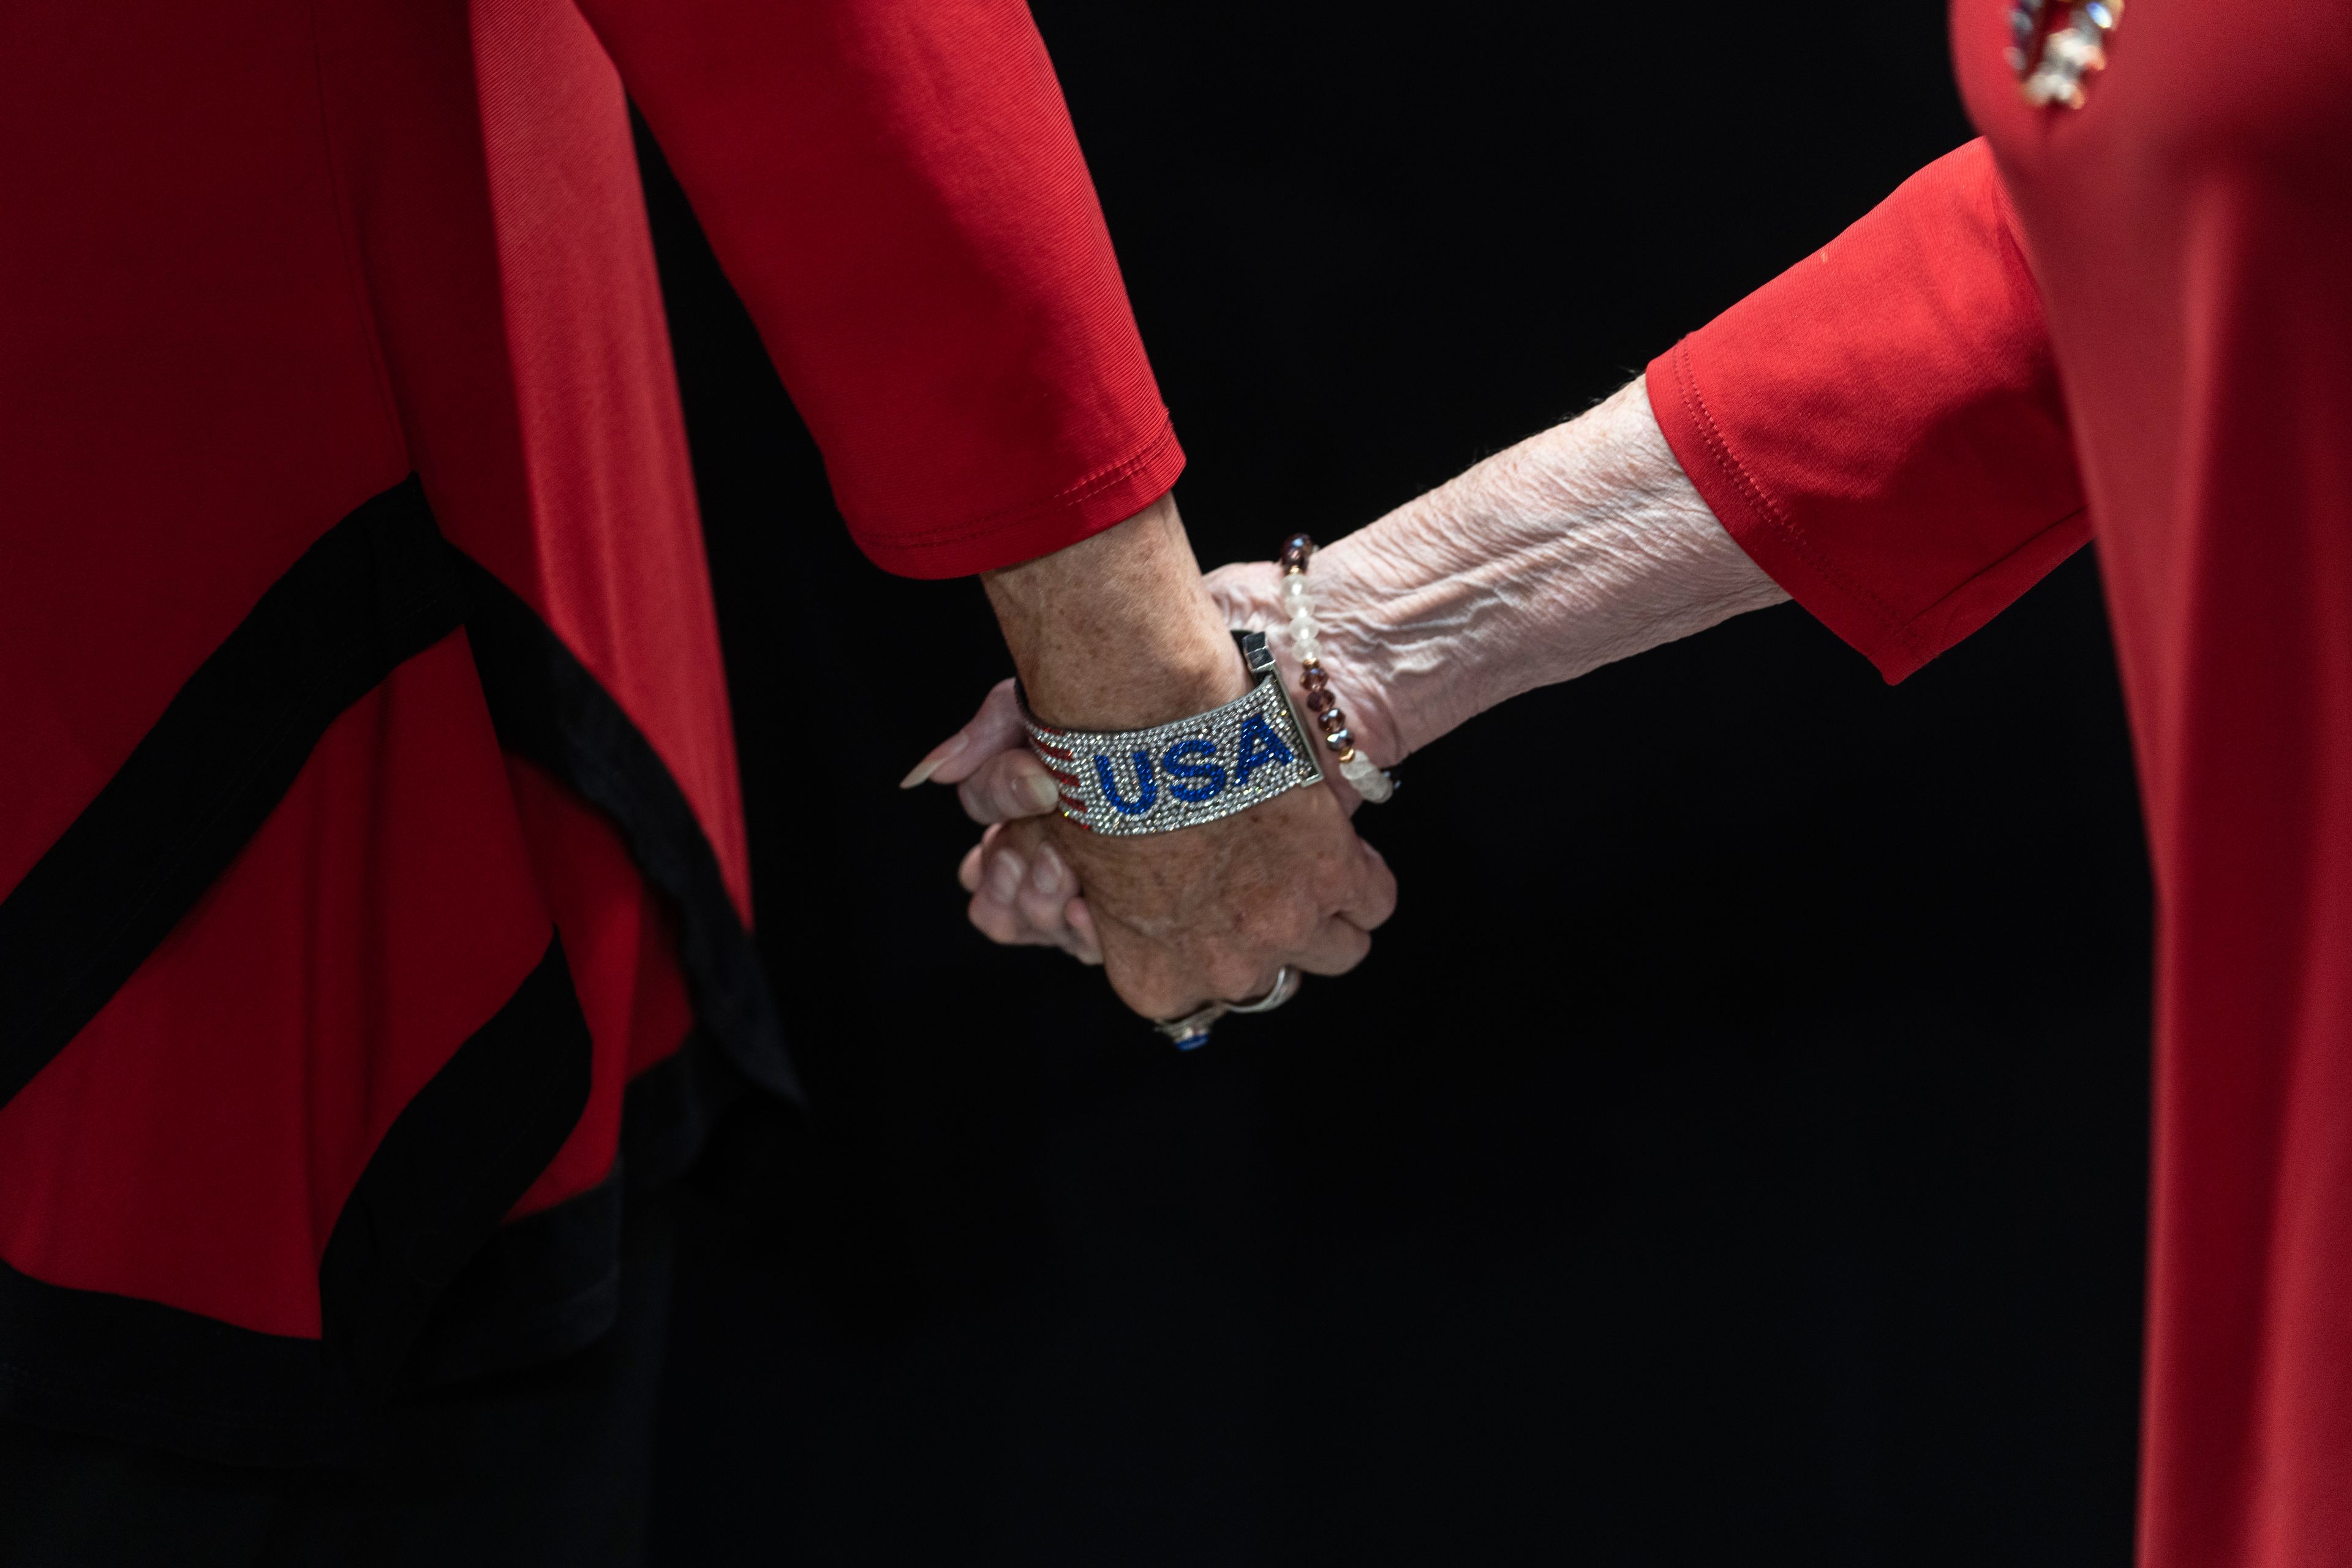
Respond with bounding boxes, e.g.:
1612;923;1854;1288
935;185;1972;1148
907;560;1400;1022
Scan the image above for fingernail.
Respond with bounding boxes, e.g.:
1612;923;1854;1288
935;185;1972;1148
987;852;1025;902
899;736;963;790
1030;845;1065;894
1020;770;1061;813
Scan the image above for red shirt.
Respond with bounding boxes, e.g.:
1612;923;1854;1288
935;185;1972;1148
0;0;1178;1459
1646;1;2352;1559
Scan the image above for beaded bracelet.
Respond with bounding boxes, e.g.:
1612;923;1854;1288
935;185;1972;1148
1277;533;1395;804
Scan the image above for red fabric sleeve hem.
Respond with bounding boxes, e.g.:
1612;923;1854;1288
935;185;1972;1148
1640;144;2089;686
848;417;1186;580
1648;344;1935;684
1651;339;2091;684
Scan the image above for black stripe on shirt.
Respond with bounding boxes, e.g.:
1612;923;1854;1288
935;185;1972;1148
0;932;588;1466
0;477;594;1461
454;556;799;1108
0;471;788;1460
0;475;460;1112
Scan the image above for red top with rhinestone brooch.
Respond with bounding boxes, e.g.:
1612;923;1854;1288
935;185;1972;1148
1648;1;2352;1561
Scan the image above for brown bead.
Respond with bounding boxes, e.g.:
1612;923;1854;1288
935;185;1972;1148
1278;533;1317;569
1306;687;1335;712
1301;666;1330;691
1325;726;1354;750
1318;706;1346;732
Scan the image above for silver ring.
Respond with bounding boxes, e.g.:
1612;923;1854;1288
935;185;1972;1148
1226;965;1302;1014
1153;965;1302;1050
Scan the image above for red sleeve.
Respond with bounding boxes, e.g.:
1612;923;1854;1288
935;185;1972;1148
1645;140;2085;683
574;0;1183;578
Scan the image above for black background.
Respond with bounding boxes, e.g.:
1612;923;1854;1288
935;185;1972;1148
640;4;2153;1562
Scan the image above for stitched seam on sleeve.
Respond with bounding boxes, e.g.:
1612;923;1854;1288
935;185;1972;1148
854;417;1179;551
1670;344;1935;669
1904;503;2089;631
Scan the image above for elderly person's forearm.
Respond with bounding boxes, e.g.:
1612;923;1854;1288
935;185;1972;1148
1212;378;1786;767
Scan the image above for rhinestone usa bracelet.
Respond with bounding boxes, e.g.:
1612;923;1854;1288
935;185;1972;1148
1278;534;1395;804
1020;630;1327;837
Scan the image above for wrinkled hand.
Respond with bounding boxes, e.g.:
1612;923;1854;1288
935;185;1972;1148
905;678;1106;963
905;672;1397;1019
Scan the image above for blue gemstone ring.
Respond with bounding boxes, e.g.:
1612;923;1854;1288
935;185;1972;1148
1153;966;1302;1050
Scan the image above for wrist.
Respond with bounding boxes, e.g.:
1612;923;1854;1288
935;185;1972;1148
1026;615;1245;730
983;493;1248;729
1274;538;1413;788
1204;551;1410;772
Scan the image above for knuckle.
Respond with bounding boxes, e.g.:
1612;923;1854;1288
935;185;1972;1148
1109;953;1193;1020
1015;889;1066;935
982;777;1026;824
1205;956;1267;1001
1114;976;1182;1019
986;755;1031;802
1006;756;1059;817
960;756;1046;824
968;896;1020;945
1240;898;1314;951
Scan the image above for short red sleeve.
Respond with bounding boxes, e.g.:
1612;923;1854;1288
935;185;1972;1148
1646;140;2085;682
576;0;1183;578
